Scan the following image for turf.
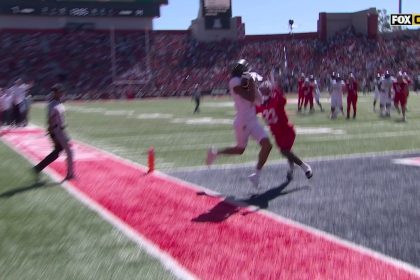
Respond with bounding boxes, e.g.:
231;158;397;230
28;94;420;169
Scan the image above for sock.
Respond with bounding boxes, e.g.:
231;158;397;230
300;162;310;172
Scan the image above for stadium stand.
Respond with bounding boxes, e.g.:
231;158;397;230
0;28;419;99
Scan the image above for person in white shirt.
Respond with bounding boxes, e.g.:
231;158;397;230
330;73;345;119
310;75;323;112
373;73;381;112
10;78;33;126
379;71;394;117
206;59;272;188
192;83;201;114
33;84;74;181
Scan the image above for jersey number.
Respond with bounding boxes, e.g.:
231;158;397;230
262;108;278;124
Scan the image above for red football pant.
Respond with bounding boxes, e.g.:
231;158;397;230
298;93;304;110
304;94;313;110
274;125;296;152
394;93;407;108
347;95;358;118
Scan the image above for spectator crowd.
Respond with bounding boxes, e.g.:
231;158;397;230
0;27;419;101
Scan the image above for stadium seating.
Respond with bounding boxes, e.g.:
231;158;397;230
0;28;418;98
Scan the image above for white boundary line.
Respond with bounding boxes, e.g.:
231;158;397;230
167;149;420;173
0;135;197;280
392;158;420;167
3;126;420;277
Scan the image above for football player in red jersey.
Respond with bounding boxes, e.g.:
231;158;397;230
302;78;314;113
403;72;412;112
393;72;409;122
297;73;305;112
345;73;358;119
256;80;312;181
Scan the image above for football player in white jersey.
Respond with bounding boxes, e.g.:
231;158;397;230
310;75;323;112
379;71;393;117
330;73;345;119
9;78;33;126
206;59;272;188
373;73;381;112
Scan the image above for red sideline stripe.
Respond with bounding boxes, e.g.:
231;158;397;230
2;128;420;279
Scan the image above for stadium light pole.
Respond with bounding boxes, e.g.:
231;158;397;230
399;0;402;13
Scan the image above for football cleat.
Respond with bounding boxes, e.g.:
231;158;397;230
302;163;313;179
248;173;260;189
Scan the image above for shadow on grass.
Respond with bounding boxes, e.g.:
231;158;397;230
192;181;310;223
0;181;60;198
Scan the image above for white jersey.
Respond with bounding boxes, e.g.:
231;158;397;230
379;77;394;105
313;80;321;99
374;79;381;93
48;100;66;131
374;79;381;100
11;84;30;105
330;80;344;108
229;77;259;125
331;80;344;97
380;78;394;96
3;91;13;110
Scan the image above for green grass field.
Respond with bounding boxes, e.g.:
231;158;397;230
29;94;420;169
1;93;420;279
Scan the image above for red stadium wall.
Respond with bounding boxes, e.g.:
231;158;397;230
244;32;318;42
368;13;378;39
318;12;327;41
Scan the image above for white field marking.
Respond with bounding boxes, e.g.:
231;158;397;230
171;118;233;125
156;142;234;152
104;110;135;116
202;102;234;108
392;157;420;167
302;130;420;142
66;106;172;120
91;126;346;143
296;127;345;135
94;130;418;154
66;107;106;113
12;124;420;276
135;113;173;119
167;149;420;173
0;134;197;280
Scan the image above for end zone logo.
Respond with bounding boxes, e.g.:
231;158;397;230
390;14;420;26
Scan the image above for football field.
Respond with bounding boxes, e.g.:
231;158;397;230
1;94;420;279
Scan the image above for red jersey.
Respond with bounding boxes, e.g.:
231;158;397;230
393;81;408;96
346;81;358;96
256;89;292;132
302;84;314;96
298;79;304;95
256;88;295;150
